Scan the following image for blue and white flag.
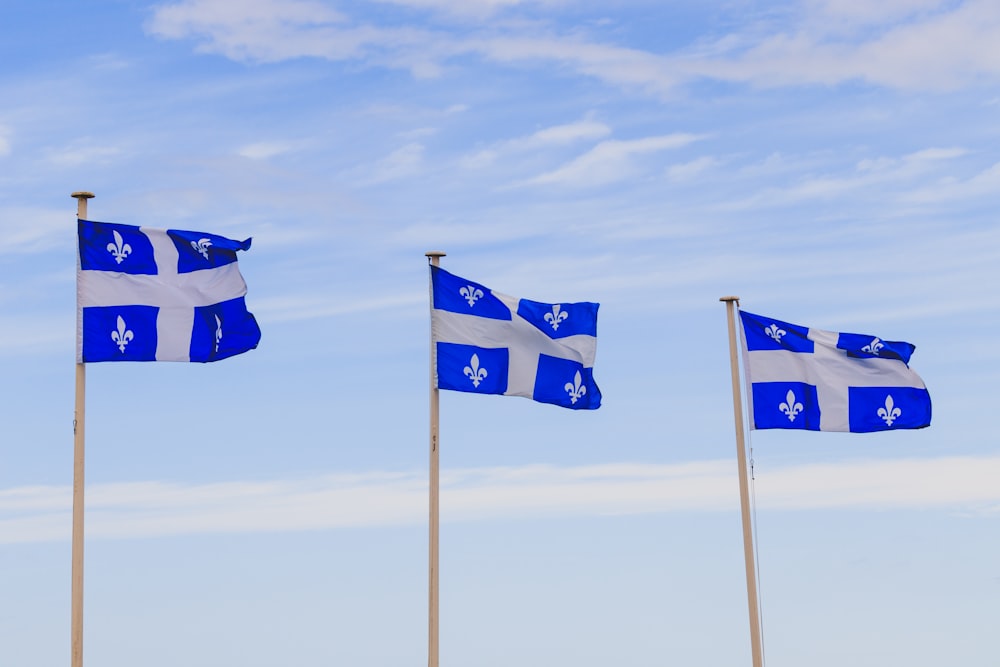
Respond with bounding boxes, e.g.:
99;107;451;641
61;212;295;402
77;219;261;363
430;266;601;410
739;310;931;432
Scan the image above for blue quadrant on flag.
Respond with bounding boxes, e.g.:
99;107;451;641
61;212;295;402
430;265;601;410
77;219;261;363
739;309;930;432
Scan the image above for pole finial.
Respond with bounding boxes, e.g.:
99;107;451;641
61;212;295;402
71;191;95;200
719;295;740;303
425;251;446;258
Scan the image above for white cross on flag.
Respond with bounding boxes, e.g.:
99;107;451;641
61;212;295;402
430;266;601;410
739;310;930;432
77;219;260;363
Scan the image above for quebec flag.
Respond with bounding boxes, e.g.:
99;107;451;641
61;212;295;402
77;219;261;363
739;310;931;433
431;266;601;410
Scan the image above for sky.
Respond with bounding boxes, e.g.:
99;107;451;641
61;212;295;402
2;0;999;665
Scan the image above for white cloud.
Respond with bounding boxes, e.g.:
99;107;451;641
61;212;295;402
4;456;998;544
693;0;1000;91
147;0;1000;95
529;119;611;144
237;140;297;159
462;118;611;168
526;133;703;187
149;0;345;43
149;0;372;63
476;34;681;96
722;145;976;210
804;0;953;31
399;126;439;140
0;206;75;255
356;142;426;184
370;0;553;19
86;52;132;70
667;155;720;181
146;1;682;91
900;160;1000;204
148;0;438;69
856;146;968;172
45;141;123;167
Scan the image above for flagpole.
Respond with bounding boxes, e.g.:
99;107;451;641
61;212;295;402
425;250;445;667
71;191;93;667
721;296;763;667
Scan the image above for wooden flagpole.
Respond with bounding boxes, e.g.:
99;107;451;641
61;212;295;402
721;296;764;667
425;251;445;667
71;191;94;667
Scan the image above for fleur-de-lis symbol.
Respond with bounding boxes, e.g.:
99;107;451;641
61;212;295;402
214;314;223;353
460;285;483;307
779;389;803;421
862;337;884;355
191;238;213;260
106;230;132;264
765;323;786;342
565;370;587;404
877;395;901;426
111;315;134;353
544;304;569;330
463;353;488;387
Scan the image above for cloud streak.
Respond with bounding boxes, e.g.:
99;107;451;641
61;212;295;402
147;0;1000;93
5;455;998;544
461;118;612;169
523;134;704;188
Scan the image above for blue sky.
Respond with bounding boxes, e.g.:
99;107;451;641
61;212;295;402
2;0;999;665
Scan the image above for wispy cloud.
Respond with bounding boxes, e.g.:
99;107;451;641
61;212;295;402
354;142;426;185
805;0;950;30
0;124;10;156
720;145;976;210
474;34;682;96
524;134;704;188
148;0;346;56
666;155;720;182
0;207;76;255
147;0;1000;94
45;139;123;167
371;0;559;20
899;160;1000;204
462;118;612;169
237;140;299;160
5;456;998;544
692;0;1000;91
147;0;432;68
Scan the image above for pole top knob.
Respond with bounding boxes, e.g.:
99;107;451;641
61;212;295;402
71;191;95;200
719;296;740;303
425;251;446;258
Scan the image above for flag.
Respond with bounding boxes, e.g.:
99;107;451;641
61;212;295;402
77;219;261;363
739;310;931;432
430;265;601;409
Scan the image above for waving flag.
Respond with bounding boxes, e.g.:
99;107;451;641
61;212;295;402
430;266;601;409
739;310;930;432
77;219;261;363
